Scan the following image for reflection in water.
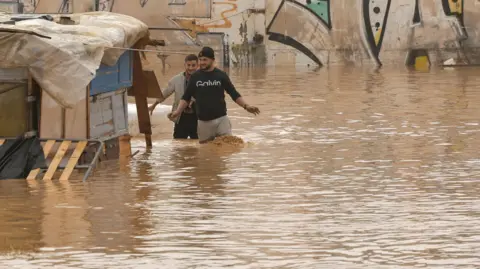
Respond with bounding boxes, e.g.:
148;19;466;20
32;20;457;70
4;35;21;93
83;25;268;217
0;180;43;252
41;180;90;249
1;66;480;268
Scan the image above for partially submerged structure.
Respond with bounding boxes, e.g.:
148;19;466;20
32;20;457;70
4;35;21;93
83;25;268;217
0;11;163;180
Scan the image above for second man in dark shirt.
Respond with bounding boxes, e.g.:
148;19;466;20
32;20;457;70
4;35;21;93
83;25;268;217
168;46;260;143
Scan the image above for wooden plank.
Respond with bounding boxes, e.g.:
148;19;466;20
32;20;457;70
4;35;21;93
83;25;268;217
112;91;128;132
127;70;163;99
145;70;163;99
65;94;88;139
135;95;152;148
0;139;4;146
26;73;32;132
40;91;63;138
131;47;152;148
43;141;71;180
131;50;148;97
89;95;115;138
59;141;87;181
86;85;90;139
61;108;66;138
27;140;56;180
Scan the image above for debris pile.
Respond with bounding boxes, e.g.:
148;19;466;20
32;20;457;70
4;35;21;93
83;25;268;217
209;135;245;146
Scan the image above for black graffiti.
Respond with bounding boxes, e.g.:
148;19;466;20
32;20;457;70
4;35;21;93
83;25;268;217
58;0;70;13
269;33;322;66
266;0;327;65
413;0;421;24
266;0;469;67
95;0;114;11
362;0;391;64
441;0;464;29
140;0;149;8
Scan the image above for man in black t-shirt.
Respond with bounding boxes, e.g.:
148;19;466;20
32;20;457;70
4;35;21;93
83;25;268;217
168;46;260;143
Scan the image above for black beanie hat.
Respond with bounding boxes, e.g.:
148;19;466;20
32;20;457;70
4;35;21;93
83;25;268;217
198;46;215;59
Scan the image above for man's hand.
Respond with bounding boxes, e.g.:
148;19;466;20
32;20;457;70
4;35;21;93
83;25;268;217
148;102;158;115
168;111;180;121
184;99;195;114
245;105;260;115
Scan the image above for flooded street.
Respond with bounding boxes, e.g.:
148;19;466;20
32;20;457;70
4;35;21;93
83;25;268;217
1;66;480;268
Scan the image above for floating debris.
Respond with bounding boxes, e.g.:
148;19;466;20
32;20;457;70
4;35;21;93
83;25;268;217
209;135;245;146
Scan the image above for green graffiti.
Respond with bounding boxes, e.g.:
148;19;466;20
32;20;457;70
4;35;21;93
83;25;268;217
305;0;329;25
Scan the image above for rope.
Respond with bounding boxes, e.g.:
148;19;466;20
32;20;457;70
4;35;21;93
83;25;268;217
103;46;200;55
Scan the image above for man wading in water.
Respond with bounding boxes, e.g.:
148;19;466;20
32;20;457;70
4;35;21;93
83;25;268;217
168;46;260;143
149;54;199;139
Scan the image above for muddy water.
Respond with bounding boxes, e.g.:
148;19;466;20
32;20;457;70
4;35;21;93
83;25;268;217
1;66;480;268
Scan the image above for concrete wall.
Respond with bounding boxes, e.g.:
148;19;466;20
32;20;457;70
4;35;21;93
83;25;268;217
18;0;480;68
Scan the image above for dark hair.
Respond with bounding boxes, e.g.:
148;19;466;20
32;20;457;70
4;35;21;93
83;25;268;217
185;54;198;62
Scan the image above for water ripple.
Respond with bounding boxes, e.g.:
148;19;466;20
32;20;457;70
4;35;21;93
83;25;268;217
1;67;480;268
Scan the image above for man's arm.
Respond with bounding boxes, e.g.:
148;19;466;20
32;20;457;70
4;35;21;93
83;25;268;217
162;79;176;99
149;79;175;114
169;76;195;119
223;73;260;115
158;80;175;103
233;96;248;108
173;100;189;114
223;74;242;103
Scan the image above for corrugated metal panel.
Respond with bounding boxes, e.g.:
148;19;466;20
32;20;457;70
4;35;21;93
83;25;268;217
89;89;128;139
90;50;133;96
0;67;28;83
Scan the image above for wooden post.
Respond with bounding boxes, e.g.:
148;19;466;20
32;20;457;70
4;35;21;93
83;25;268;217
26;73;33;134
119;135;132;157
61;108;66;139
131;45;153;148
26;73;41;136
86;85;90;139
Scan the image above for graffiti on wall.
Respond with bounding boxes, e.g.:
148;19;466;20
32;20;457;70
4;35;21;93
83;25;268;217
58;0;70;13
21;0;47;13
362;0;391;60
22;0;85;13
96;0;147;10
171;0;238;37
97;0;112;11
168;0;267;67
139;0;148;8
24;0;38;12
266;0;329;66
300;0;331;28
442;0;463;17
266;0;474;67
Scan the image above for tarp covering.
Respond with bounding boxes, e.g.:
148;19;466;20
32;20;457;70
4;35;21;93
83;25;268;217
0;136;46;180
0;12;149;108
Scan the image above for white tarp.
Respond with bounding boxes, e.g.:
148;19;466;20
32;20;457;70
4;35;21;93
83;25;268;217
0;11;149;108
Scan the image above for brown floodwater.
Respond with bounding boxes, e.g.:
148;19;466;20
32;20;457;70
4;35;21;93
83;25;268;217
1;66;480;268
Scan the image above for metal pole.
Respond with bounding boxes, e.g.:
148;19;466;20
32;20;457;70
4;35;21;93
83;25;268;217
82;141;103;182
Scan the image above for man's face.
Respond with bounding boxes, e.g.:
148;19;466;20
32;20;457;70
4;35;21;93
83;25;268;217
199;56;214;70
185;60;198;75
